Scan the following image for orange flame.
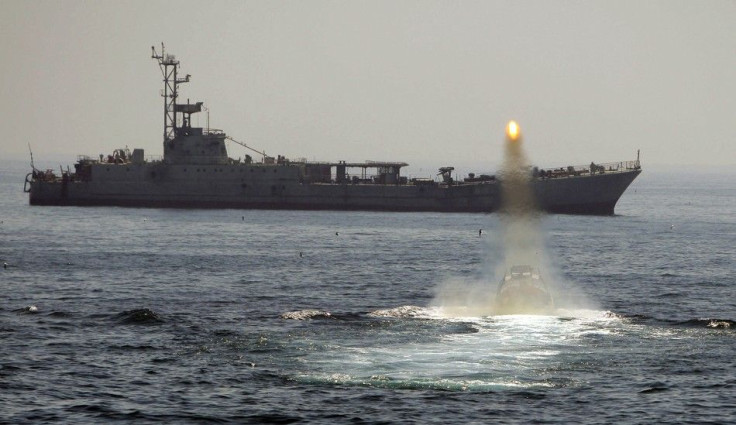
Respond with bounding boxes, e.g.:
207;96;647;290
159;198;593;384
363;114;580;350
506;120;520;141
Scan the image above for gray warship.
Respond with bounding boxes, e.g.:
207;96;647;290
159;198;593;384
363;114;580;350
25;45;641;214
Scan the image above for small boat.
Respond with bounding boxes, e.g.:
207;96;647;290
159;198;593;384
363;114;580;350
494;265;554;315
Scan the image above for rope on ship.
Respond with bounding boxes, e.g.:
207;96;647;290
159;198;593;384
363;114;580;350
225;136;268;159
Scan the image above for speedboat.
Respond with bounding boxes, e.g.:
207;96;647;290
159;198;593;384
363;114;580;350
494;265;554;315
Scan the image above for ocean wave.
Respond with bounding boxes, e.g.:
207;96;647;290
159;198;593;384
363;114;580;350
280;309;332;320
13;305;39;314
608;313;653;324
113;308;163;325
611;314;734;330
367;305;432;318
293;373;556;392
47;311;74;318
679;318;734;329
640;385;670;394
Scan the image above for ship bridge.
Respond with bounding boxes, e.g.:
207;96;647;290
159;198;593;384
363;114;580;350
152;44;228;165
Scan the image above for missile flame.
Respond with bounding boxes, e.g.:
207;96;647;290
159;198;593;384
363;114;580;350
506;120;520;142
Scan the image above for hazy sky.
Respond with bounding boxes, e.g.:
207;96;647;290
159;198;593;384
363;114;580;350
2;0;735;172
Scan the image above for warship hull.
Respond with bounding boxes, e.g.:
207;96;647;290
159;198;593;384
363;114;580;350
27;163;640;214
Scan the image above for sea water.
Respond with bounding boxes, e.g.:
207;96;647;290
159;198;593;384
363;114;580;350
1;160;735;423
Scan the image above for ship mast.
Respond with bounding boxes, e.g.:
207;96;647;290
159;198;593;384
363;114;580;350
151;43;190;142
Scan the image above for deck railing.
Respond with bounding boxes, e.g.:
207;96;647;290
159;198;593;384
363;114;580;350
537;159;640;179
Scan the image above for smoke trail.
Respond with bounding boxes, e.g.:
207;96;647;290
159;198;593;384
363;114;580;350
432;121;594;316
498;121;543;270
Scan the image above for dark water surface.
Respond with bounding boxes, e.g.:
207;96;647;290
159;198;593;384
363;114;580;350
2;161;735;423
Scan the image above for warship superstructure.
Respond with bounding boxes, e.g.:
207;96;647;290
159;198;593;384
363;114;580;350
26;45;641;214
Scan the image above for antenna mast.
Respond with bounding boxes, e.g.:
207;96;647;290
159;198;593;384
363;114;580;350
151;43;190;142
28;143;36;171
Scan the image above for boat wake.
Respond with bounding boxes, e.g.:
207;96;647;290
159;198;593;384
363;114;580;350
259;305;734;393
285;307;623;392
